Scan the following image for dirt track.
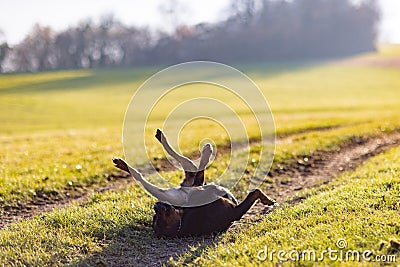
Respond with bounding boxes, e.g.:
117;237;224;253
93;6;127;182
0;172;132;228
242;131;400;220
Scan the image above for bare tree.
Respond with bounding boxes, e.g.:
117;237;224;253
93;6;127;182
0;29;9;73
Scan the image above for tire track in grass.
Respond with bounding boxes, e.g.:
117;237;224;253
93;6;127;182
0;172;131;228
241;131;400;221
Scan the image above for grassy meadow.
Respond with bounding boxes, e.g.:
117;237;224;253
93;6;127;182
0;45;400;266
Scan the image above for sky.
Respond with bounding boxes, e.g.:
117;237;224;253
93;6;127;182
0;0;399;45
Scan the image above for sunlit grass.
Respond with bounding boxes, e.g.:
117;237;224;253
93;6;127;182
377;43;400;57
0;128;122;203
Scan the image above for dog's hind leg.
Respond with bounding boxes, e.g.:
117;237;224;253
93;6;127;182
230;189;275;221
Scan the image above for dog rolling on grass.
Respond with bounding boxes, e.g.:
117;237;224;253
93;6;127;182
113;129;275;237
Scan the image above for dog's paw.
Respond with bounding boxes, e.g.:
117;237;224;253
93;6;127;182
260;195;276;206
202;143;213;158
155;129;164;142
112;157;129;172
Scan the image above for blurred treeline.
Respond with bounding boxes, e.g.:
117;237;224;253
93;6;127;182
0;0;379;73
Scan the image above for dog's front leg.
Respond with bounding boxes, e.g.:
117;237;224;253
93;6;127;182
112;157;180;204
155;129;198;172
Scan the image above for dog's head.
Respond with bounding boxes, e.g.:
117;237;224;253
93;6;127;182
152;202;183;237
180;171;196;187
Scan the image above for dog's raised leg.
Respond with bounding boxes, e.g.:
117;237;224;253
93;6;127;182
156;129;201;186
155;129;198;172
192;143;213;186
112;157;182;204
231;189;275;221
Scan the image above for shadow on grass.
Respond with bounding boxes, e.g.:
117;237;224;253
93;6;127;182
0;61;325;95
0;68;158;95
69;223;219;267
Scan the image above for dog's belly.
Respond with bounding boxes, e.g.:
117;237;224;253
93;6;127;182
181;184;235;207
159;184;236;207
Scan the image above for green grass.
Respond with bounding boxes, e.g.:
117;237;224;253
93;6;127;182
0;130;399;266
0;128;122;203
0;68;152;133
1;45;400;265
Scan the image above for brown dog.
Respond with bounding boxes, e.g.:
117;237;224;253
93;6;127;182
113;129;275;237
152;188;274;237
